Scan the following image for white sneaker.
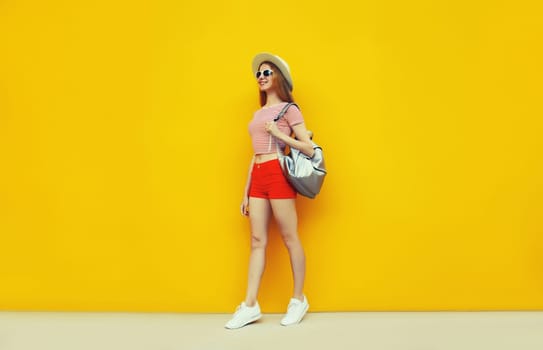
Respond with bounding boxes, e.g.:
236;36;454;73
225;301;262;329
280;296;309;326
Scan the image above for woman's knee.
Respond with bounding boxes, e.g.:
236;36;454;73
280;231;300;248
251;233;267;249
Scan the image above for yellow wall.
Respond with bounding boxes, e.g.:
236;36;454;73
1;0;542;312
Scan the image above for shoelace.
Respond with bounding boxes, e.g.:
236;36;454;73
287;301;300;313
233;304;243;316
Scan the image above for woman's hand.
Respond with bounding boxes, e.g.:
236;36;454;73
240;196;249;216
264;121;280;137
266;121;314;158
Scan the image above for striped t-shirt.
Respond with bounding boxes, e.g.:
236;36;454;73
248;103;304;154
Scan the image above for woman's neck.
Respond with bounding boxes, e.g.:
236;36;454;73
264;91;283;107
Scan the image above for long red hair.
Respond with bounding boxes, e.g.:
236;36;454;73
258;61;294;106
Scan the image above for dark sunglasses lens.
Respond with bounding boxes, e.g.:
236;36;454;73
256;70;273;79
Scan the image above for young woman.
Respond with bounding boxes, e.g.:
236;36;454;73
225;53;315;329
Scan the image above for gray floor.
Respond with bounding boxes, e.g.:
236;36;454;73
1;311;542;350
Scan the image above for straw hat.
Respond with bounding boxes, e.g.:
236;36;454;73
252;52;293;91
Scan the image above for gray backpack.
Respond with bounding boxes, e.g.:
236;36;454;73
274;103;327;198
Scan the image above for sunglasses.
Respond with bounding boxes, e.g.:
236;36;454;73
255;69;273;79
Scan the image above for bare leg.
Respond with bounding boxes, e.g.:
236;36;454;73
270;198;305;301
244;197;271;306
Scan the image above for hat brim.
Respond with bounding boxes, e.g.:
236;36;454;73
252;53;293;91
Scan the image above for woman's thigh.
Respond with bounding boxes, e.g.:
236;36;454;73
270;198;298;237
248;197;272;244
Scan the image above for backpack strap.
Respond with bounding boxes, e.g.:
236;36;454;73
273;102;299;122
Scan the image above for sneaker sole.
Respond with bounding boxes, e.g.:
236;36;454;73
280;304;309;326
225;313;262;329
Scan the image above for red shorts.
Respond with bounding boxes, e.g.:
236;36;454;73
249;159;297;199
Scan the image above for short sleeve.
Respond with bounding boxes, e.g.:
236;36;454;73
285;105;304;126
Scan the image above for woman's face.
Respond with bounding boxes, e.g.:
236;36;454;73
256;63;274;92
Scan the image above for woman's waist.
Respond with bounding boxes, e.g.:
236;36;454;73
254;153;279;164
